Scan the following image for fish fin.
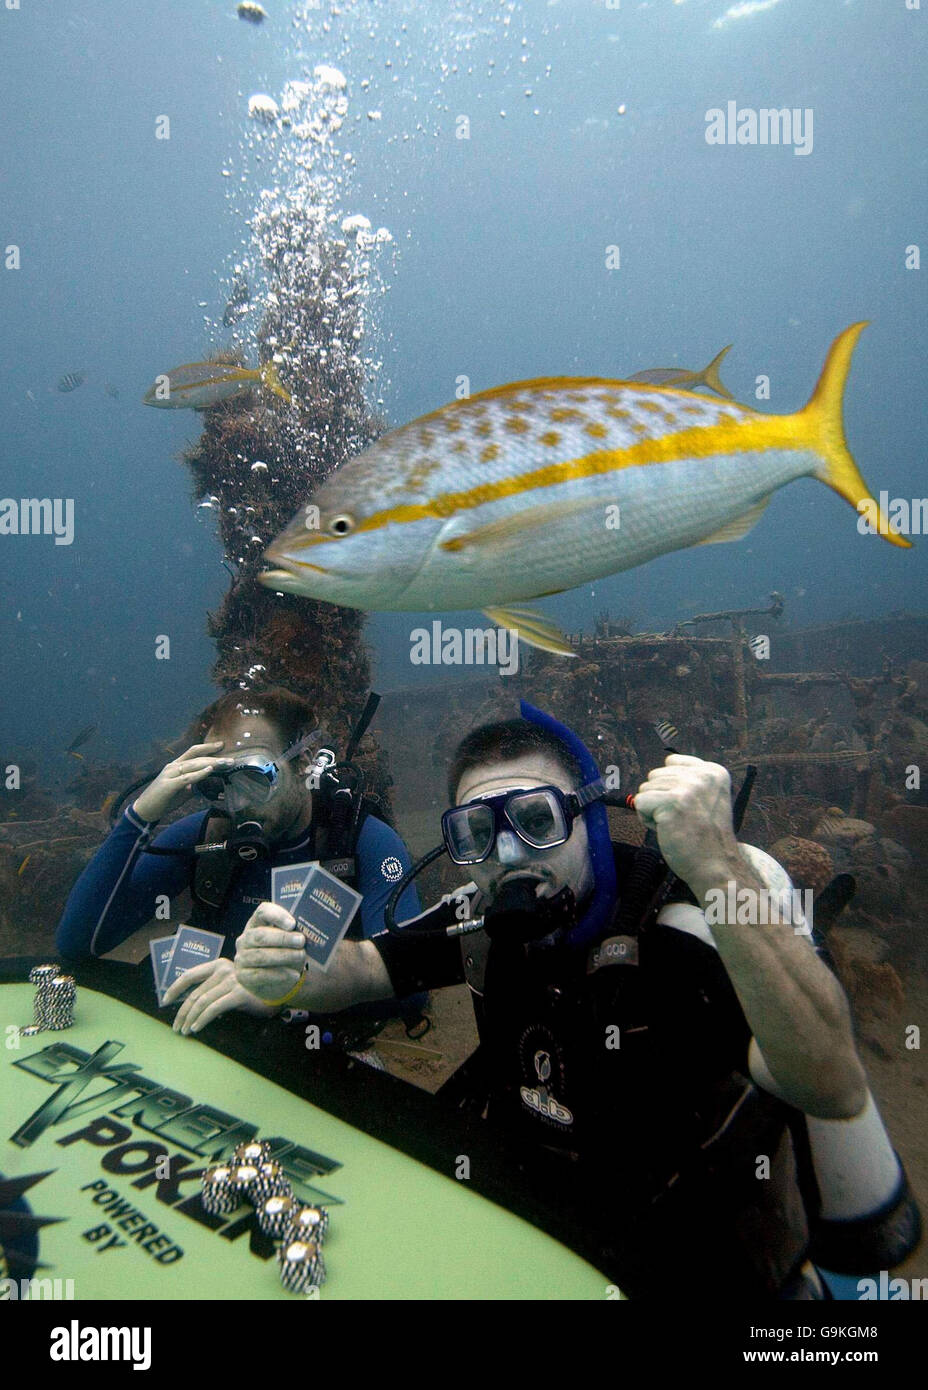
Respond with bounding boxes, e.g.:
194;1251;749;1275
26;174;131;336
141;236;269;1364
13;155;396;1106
439;497;607;554
695;496;771;545
698;344;734;399
483;606;577;657
261;360;292;405
801;322;910;550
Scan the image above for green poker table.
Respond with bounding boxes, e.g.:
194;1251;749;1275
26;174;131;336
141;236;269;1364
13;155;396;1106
0;957;611;1301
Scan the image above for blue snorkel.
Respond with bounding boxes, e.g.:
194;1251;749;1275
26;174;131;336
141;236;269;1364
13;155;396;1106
520;700;617;948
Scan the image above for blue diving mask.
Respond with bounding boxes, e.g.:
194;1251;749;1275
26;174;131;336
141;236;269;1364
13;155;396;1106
198;729;320;810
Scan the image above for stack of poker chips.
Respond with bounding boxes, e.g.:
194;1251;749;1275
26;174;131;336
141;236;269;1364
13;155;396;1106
256;1193;297;1240
24;965;77;1034
201;1164;240;1217
199;1144;330;1293
278;1238;326;1295
290;1203;330;1244
272;1204;329;1293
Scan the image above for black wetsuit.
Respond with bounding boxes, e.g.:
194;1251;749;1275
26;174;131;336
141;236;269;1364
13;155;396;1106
372;843;889;1298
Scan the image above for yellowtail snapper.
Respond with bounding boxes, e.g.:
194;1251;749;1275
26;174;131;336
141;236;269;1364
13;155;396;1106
261;324;910;656
143;359;291;410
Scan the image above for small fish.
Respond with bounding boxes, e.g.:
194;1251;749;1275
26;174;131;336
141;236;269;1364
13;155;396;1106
654;720;680;746
17;855;31;876
261;324;909;656
57;371;85;393
100;792;118;816
236;1;267;21
222;275;251;326
483;605;578;657
627;346;734;399
66;723;97;754
104;383;120;399
143;359;290;410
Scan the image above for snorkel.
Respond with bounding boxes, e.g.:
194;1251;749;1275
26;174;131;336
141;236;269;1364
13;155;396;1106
519;700;617;948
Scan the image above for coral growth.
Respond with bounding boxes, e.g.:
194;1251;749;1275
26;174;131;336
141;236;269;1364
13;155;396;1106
767;837;834;895
182;200;391;797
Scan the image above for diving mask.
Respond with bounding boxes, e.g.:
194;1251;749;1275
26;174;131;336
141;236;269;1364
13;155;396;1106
441;779;607;866
198;729;320;809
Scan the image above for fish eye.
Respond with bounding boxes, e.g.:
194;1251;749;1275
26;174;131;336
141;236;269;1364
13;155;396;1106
328;514;355;537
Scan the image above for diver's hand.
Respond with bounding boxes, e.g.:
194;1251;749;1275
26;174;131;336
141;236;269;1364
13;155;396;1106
632;754;743;893
132;741;234;822
233;903;308;1005
164;957;275;1035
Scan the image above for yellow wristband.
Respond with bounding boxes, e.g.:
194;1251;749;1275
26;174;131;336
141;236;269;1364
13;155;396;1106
264;963;307;1009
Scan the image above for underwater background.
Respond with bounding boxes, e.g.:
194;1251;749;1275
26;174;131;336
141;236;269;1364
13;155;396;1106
1;0;926;1297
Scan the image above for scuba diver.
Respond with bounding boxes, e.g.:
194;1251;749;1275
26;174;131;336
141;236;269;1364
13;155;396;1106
55;686;424;1040
225;701;921;1299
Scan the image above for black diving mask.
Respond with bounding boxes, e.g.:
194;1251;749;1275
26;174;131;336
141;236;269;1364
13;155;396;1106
441;779;606;865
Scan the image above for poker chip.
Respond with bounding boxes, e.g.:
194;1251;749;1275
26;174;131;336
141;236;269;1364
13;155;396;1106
17;1024;43;1038
230;1162;262;1201
277;1238;325;1294
249;1160;293;1205
289;1203;330;1244
29;963;60;986
231;1140;272;1168
201;1164;240;1216
256;1192;297;1240
33;974;76;1031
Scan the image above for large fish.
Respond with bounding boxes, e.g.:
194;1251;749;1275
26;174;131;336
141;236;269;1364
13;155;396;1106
260;324;909;654
143;359;290;410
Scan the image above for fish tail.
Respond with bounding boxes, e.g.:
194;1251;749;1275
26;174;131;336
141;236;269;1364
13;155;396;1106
802;322;910;550
699;344;734;399
261;360;292;405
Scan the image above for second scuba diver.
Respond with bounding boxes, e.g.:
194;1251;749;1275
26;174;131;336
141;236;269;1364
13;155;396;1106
56;687;423;1036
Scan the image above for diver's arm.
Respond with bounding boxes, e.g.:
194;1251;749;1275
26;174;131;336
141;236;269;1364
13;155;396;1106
634;756;866;1118
55;807;197;960
748;1047;921;1269
687;844;867;1118
234;911;397;1013
294;939;395;1012
234;898;465;1012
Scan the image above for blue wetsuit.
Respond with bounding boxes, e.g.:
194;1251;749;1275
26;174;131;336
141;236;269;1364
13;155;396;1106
56;805;423;1017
